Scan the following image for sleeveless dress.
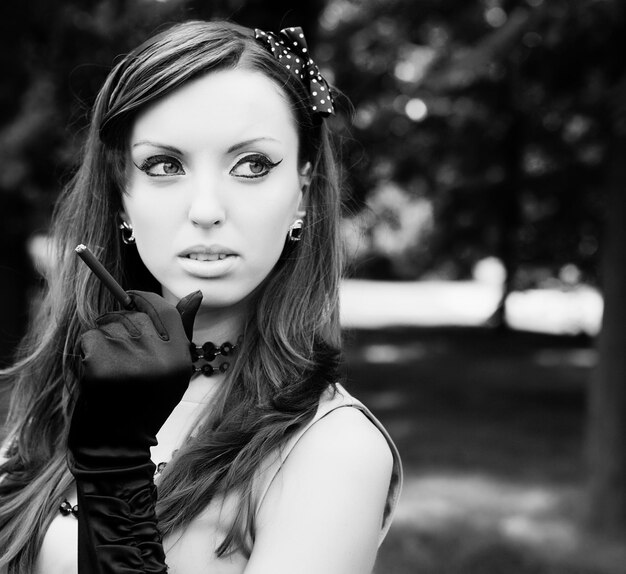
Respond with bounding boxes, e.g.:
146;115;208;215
23;383;402;574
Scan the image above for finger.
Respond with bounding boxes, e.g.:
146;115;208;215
126;290;177;340
80;328;106;356
95;312;141;338
175;290;203;341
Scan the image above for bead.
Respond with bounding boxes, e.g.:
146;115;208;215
59;498;78;518
202;341;216;353
202;341;217;361
191;337;240;373
201;363;215;376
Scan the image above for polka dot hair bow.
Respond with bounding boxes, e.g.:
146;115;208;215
254;27;335;117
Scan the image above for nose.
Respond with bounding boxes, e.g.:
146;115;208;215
187;175;226;228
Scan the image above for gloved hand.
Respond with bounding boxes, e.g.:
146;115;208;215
67;289;203;574
69;289;202;466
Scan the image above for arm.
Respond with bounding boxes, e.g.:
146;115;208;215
246;407;394;574
67;290;202;574
69;458;164;574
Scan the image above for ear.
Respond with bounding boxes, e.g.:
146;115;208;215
119;210;131;226
299;161;312;190
294;162;312;219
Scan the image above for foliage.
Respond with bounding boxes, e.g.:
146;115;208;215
319;0;625;284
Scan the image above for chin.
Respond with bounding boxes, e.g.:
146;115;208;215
164;280;252;308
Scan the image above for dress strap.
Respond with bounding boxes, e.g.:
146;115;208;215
253;383;403;545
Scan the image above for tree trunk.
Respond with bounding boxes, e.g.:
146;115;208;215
585;132;626;533
487;58;523;330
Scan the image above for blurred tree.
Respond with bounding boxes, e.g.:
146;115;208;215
320;0;626;534
321;0;605;288
586;56;626;534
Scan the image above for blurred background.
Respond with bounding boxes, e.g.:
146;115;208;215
1;0;625;572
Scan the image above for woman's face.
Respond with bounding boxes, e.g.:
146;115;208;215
122;68;309;309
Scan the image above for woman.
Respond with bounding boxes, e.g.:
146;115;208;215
0;20;402;574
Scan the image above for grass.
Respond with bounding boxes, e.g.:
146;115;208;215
342;326;625;574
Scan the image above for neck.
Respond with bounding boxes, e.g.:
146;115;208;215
191;302;246;344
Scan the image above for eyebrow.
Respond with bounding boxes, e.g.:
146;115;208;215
131;141;183;155
131;137;281;155
227;137;280;153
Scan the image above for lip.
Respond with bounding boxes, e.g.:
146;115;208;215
177;252;238;278
177;244;237;257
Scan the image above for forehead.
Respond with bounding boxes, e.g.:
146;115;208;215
129;68;299;149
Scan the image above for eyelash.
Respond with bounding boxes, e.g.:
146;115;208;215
230;154;282;179
134;154;282;179
136;155;183;177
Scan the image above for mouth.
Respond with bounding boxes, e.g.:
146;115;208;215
177;245;237;260
176;246;238;278
183;253;232;262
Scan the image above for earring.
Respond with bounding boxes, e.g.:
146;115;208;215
288;219;304;242
119;220;135;245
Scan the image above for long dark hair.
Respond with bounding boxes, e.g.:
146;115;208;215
0;20;344;571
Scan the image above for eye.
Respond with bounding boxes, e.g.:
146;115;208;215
135;155;185;177
230;154;283;180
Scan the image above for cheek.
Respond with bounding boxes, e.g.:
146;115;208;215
124;189;182;234
242;207;289;258
238;196;299;269
122;192;183;268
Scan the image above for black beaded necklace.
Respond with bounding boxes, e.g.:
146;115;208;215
190;336;242;377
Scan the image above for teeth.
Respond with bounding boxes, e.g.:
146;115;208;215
188;253;229;261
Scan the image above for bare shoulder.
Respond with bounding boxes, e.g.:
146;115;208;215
250;406;394;573
258;405;395;511
292;405;394;474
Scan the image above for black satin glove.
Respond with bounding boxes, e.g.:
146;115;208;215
67;289;202;574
